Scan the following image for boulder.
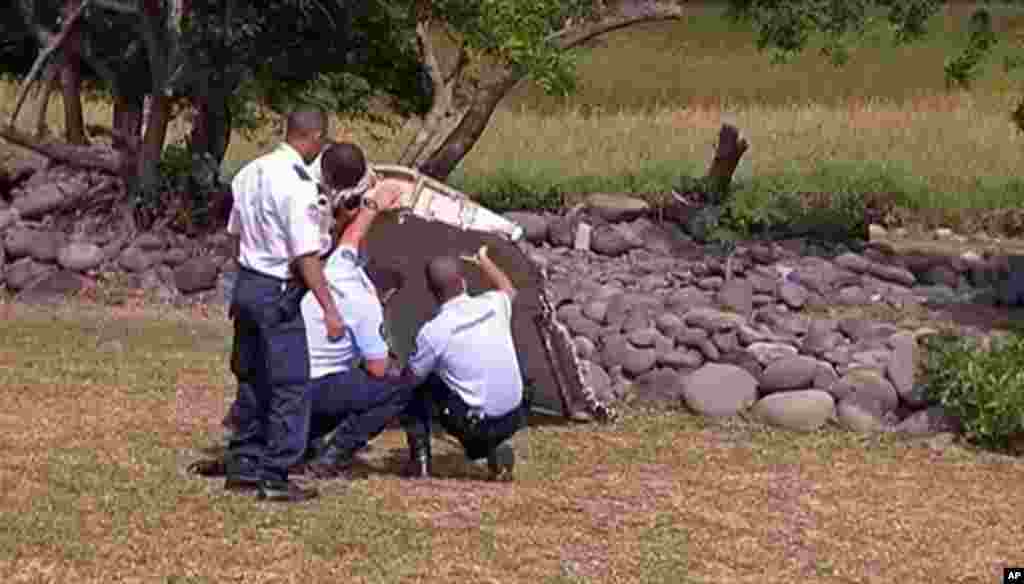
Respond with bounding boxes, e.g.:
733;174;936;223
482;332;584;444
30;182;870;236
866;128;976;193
836;394;886;433
29;231;65;263
681;363;759;417
15;270;86;305
119;247;156;273
3;227;35;259
12;182;71;219
830;369;899;412
760;356;820;392
584;193;650;222
163;248;190;266
574;337;596;361
174;256;221;294
657;349;703;370
746;342;799;366
778;281;808;309
503;212;549;243
58;242;104;272
717;279;753;316
834;253;871;273
869;263;916;286
0;208;18;232
622;346;657;377
582;300;609;324
590;224;642;257
547;216;578;247
633;368;687;409
134;232;166;252
886;332;922;407
5;257;54;291
750;390;836;432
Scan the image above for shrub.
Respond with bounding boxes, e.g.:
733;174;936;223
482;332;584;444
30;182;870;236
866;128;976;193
921;333;1024;452
134;140;222;231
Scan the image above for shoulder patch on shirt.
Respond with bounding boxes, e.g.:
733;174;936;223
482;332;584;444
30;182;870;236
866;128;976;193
293;164;312;182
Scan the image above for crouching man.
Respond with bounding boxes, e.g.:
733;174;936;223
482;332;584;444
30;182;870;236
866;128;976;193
297;143;414;479
399;245;526;481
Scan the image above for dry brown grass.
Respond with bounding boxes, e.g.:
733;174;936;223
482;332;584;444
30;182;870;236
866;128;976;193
1;301;1023;583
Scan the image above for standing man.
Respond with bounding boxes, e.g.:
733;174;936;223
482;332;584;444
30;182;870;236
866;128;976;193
224;107;343;502
399;246;526;482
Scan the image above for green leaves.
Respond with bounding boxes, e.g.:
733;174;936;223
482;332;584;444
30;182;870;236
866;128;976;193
943;7;998;89
922;333;1024;452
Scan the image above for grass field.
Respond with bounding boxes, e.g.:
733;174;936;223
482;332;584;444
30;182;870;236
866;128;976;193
0;301;1022;583
3;3;1024;222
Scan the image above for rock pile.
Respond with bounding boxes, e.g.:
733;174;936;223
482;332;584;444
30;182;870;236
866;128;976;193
0;161;231;304
503;193;983;435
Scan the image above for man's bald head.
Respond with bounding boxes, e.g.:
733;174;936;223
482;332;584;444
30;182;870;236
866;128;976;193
285;107;328;163
426;256;466;302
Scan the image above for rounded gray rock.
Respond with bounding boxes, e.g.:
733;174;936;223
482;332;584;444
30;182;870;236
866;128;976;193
717;279;754;315
574;336;596;360
750;390;836;432
582;300;609;323
5;257;53;291
830;369;899;412
760;356;820;392
174;256;221;294
584;193;650;223
58;242;104;272
894;405;961;435
119;247;156;273
622;346;657;377
778;282;808;309
746;342;799;366
658;349;704;369
628;327;658;348
682;363;759;417
836;394;886;433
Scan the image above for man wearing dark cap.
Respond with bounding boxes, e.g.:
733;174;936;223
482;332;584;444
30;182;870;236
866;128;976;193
222;107;345;502
398;246;526;481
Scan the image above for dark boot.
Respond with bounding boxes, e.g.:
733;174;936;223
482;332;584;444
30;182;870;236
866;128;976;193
306;443;357;479
486;443;515;482
403;434;432;478
224;455;262;491
256;479;318;502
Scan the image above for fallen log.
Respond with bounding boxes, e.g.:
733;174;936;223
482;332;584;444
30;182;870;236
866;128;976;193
0;125;123;175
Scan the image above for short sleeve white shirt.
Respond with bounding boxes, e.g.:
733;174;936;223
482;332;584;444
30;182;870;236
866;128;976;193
407;291;522;417
302;244;389;379
227;143;323;279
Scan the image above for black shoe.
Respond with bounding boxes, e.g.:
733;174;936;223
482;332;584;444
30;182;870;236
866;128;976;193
224;474;263;491
306;444;356;479
188;458;227;477
487;444;515;482
256;480;318;502
403;435;432;479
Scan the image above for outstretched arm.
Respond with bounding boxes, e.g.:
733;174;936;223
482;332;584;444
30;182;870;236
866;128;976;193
463;245;516;302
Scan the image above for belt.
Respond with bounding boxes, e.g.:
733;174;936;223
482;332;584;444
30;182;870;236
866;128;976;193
239;265;293;283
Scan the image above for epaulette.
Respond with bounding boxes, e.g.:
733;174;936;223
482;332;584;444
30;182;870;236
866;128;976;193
292;164;312;182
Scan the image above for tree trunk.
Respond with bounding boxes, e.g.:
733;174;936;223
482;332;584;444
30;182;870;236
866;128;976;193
135;93;173;195
34;65;59;139
112;91;144;182
0;125;122;173
60;0;87;145
401;1;685;183
417;73;519;181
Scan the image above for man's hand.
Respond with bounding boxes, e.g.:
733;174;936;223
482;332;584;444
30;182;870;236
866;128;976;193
460;245;489;267
367;180;403;211
324;309;345;342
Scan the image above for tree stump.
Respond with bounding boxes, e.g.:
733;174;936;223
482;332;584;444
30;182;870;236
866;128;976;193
705;122;749;196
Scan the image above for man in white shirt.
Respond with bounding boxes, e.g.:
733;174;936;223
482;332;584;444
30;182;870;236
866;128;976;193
399;246;526;481
223;108;346;502
293;142;415;479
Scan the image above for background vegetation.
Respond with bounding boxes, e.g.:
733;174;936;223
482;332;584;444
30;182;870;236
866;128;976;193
4;2;1024;231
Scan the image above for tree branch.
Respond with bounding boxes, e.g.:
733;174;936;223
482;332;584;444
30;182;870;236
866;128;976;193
9;0;95;128
548;0;685;50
